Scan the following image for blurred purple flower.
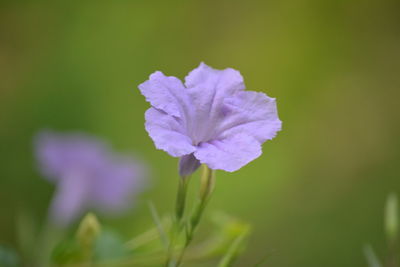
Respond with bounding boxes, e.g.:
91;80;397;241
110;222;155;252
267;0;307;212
35;131;146;226
139;63;281;175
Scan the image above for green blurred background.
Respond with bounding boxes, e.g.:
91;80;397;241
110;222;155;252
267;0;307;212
1;0;400;266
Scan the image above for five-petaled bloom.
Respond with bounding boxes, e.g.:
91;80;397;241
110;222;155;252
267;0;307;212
35;131;145;226
139;63;281;176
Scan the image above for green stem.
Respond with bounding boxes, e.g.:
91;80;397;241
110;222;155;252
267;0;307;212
175;165;215;267
165;175;190;267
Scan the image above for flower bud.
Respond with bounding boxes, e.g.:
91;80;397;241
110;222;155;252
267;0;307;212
76;213;101;249
199;165;215;202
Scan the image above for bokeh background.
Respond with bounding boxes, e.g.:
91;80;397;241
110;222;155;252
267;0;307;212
1;0;400;266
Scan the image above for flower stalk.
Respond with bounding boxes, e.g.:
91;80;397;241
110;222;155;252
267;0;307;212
175;165;215;266
165;175;191;267
165;165;216;267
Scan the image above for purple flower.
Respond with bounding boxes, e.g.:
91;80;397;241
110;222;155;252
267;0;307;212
35;131;145;226
139;63;281;175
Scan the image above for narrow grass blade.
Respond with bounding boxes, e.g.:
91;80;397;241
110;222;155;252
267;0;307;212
148;201;169;250
364;244;382;267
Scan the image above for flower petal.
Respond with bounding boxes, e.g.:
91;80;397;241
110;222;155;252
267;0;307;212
183;63;246;143
179;153;201;176
217;91;282;143
50;172;89;226
145;107;196;157
92;156;144;213
194;134;262;172
185;62;245;94
35;131;108;181
138;71;191;118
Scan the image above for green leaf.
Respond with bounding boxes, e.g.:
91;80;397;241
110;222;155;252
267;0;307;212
0;245;20;267
94;228;128;261
51;237;83;264
217;223;251;267
195;212;250;267
125;217;172;251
